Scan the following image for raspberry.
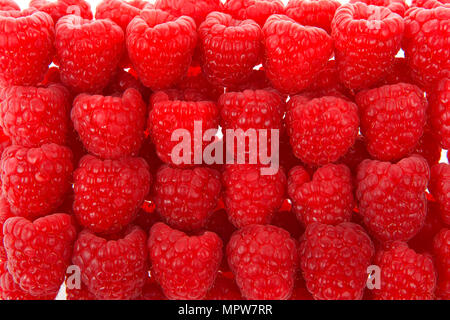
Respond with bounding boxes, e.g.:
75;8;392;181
224;0;285;27
331;3;404;91
73;155;151;234
349;0;408;16
205;273;243;300
127;9;197;90
154;0;222;26
356;156;430;242
72;226;148;300
411;129;442;168
337;136;371;175
222;164;286;228
218;88;285;159
55;15;124;93
198;12;262;88
0;9;54;87
219;89;285;131
134;201;161;233
71;89;146;159
3;214;76;297
0;84;70;148
148;91;219;166
409;200;445;253
271;208;304;239
227;224;298;300
356;83;428;161
429;163;450;225
306;59;350;97
403;6;450;89
0;144;73;219
0;0;19;11
96;0;146;32
430;78;450;150
153;165;221;232
299;222;374;300
285;0;340;33
288;164;355;226
0;197;12;262
433;229;450;299
30;0;93;23
148;223;223;300
262;14;333;94
177;67;224;101
373;241;436;300
286;96;359;166
0;262;56;300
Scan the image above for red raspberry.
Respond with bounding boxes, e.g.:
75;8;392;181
433;229;450;299
0;262;56;300
411;129;442;168
227;224;298;300
0;9;54;87
430;78;450;150
65;279;96;300
96;0;146;32
288;164;355;226
223;164;286;228
138;277;168;300
154;0;222;26
429;163;450;225
0;84;70;148
349;0;408;16
403;6;450;89
262;14;333;94
72;226;148;300
219;89;285;131
39;66;62;87
30;0;93;23
153;165;221;232
299;222;374;300
0;144;73;219
205;273;243;300
177;67;224;101
356;156;430;242
356;83;428;161
373;241;436;300
3;214;76;297
287;96;359;166
127;9;197;90
55;15;124;93
332;3;404;91
103;68;148;98
285;0;340;33
73;155;151;234
148;222;223;300
271;208;304;239
148;91;219;166
71;89;146;160
409;200;445;253
0;0;19;11
0;196;12;262
224;0;285;27
337;136;371;175
198;12;262;88
306;60;350;97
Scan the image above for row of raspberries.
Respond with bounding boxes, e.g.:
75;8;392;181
0;0;448;301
